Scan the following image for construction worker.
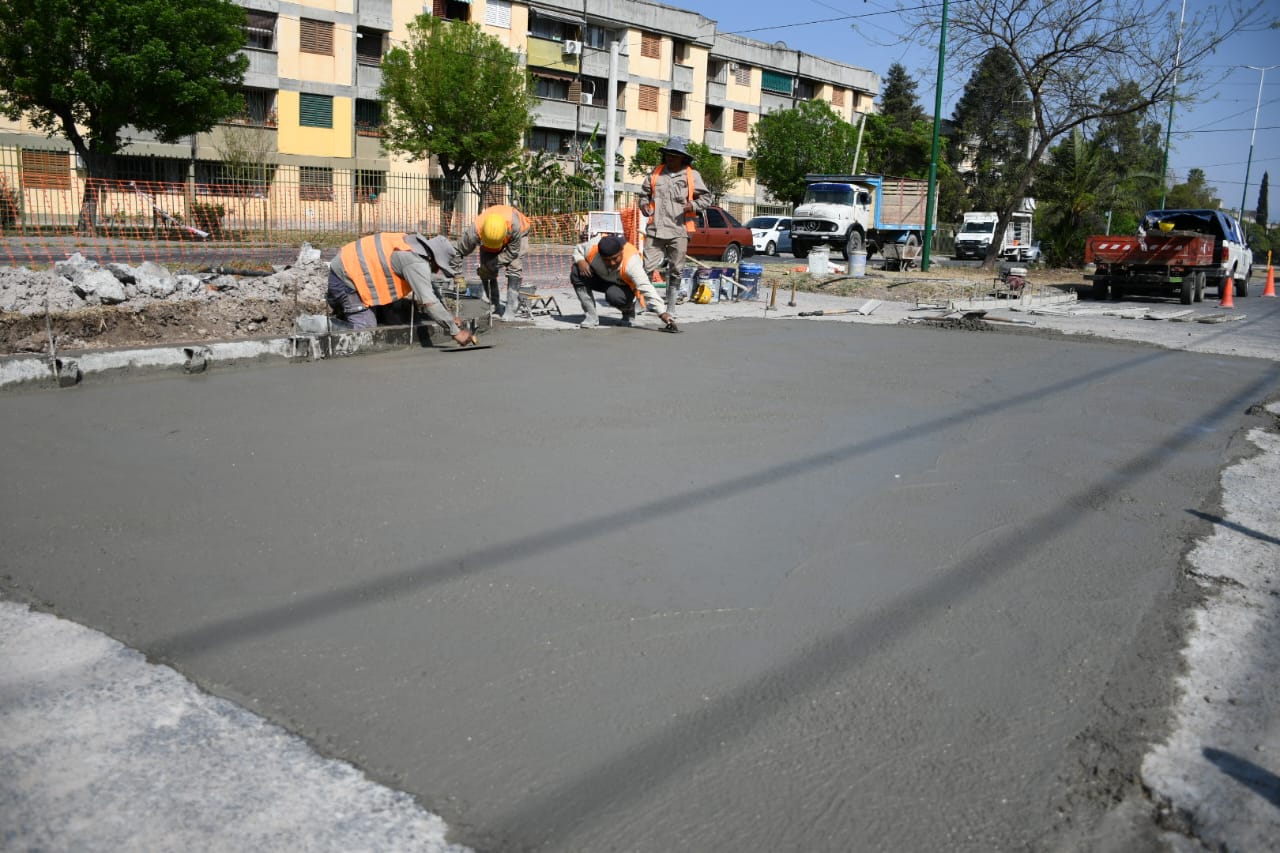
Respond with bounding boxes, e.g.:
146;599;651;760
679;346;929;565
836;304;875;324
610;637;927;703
451;204;532;321
327;232;477;346
638;137;711;319
572;234;678;332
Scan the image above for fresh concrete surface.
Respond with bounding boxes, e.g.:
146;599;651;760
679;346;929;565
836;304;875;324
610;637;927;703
2;298;1278;852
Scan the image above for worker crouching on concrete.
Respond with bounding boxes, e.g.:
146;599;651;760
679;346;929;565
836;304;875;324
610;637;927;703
572;234;678;332
451;204;532;322
328;232;477;346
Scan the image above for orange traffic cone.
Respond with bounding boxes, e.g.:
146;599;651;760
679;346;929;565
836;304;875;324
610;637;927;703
1262;265;1276;297
1218;277;1235;308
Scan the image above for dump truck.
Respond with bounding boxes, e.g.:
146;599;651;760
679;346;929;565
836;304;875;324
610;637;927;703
1083;209;1254;303
790;174;936;262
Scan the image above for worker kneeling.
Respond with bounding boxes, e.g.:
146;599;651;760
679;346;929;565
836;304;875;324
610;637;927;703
328;232;476;346
571;234;679;332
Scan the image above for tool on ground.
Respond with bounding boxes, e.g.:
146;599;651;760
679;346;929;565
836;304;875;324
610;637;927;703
788;278;798;307
797;308;856;317
768;279;778;311
662;318;681;333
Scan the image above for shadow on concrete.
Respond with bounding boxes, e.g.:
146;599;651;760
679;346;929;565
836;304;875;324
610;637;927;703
1203;747;1280;808
1187;509;1280;547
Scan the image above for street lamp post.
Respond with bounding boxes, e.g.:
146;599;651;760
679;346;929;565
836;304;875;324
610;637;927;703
1238;64;1278;222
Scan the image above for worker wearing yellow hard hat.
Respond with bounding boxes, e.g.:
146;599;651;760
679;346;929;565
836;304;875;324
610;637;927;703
450;204;533;321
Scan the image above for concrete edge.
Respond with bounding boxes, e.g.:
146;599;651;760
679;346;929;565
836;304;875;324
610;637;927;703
0;324;443;392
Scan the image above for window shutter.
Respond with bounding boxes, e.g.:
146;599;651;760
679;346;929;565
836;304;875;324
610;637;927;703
300;18;334;55
639;84;658;112
733;110;749;133
21;150;71;190
761;70;792;94
641;32;660;59
299;93;334;128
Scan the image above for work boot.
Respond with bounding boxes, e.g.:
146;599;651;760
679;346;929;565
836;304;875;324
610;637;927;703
482;278;500;307
500;279;529;321
575;285;600;328
619;307;635;327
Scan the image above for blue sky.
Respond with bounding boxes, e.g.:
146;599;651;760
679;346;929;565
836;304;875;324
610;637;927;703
686;0;1279;220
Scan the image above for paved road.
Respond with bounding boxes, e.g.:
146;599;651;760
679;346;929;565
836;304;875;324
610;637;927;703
2;316;1278;851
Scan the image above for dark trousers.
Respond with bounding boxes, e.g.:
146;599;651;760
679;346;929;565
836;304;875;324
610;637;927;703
570;267;633;312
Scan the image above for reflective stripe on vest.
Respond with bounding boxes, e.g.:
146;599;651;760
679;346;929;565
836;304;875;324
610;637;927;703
340;233;415;307
473;205;531;247
586;241;644;291
646;165;696;233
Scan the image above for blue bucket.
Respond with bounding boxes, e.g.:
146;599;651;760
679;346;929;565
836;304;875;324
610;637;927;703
737;263;763;300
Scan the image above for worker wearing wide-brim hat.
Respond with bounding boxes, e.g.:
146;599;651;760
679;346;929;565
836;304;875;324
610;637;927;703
328;232;477;345
638;137;711;319
450;204;532;322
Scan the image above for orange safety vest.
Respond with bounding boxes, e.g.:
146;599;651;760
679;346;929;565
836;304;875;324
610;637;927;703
473;205;531;247
339;233;417;307
586;240;646;292
645;165;697;233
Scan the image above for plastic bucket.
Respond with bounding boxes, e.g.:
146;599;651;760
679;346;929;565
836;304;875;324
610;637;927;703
849;250;867;278
807;245;830;276
736;263;762;300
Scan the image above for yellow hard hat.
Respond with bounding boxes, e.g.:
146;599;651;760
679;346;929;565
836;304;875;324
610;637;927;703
480;216;508;250
1158;220;1174;232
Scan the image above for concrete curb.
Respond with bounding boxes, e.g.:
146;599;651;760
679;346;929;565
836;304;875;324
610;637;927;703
0;324;445;392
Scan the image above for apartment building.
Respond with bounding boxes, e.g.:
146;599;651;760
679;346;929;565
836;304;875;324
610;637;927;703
0;0;879;218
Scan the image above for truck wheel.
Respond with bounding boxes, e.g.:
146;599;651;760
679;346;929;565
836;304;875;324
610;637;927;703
1181;277;1195;305
1235;272;1249;298
1194;271;1206;302
843;230;864;261
1091;280;1110;300
1110;283;1124;300
792;244;809;259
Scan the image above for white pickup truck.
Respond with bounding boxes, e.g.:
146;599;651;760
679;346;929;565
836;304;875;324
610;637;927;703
1138;209;1254;297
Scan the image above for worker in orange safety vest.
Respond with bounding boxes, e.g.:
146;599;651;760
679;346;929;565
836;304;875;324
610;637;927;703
571;234;678;332
450;204;532;321
638;137;710;321
327;232;477;345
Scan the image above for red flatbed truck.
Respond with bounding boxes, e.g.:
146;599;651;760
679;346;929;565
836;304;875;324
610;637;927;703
1083;232;1217;305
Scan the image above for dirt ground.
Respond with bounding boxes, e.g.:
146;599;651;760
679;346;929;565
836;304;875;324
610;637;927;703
0;258;1084;356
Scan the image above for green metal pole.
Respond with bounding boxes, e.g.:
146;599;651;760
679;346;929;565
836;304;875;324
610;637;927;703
921;0;948;271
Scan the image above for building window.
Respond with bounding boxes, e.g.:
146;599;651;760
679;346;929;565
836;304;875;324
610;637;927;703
299;93;333;128
761;69;792;95
832;88;845;106
355;99;382;136
195;161;275;196
356;27;385;66
432;0;471;22
529;12;577;42
639;84;659;112
356;170;385;203
705;106;723;131
533;75;571;101
673;41;690;65
299;166;333;201
20;149;70;190
584;25;612;49
640;32;660;59
299;18;334;56
243;10;276;51
670;92;686;118
484;0;511;28
528;128;572;154
228;87;276;127
101;155;186;191
734;64;751;86
795;79;816;99
733;109;749;133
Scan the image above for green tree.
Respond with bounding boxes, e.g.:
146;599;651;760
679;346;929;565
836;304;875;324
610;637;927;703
878;63;926;128
1091;82;1165;221
0;0;249;231
1030;128;1108;266
1256;171;1269;231
1164;168;1221;210
946;47;1031;214
858;111;934;178
747;100;861;205
380;16;533;230
626;139;735;199
906;0;1265;268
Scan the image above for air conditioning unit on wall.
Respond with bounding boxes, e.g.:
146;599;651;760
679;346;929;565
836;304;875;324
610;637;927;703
562;40;582;55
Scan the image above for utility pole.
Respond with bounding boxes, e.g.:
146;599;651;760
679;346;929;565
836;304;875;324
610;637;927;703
1238;65;1277;222
603;40;620;211
921;0;948;271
